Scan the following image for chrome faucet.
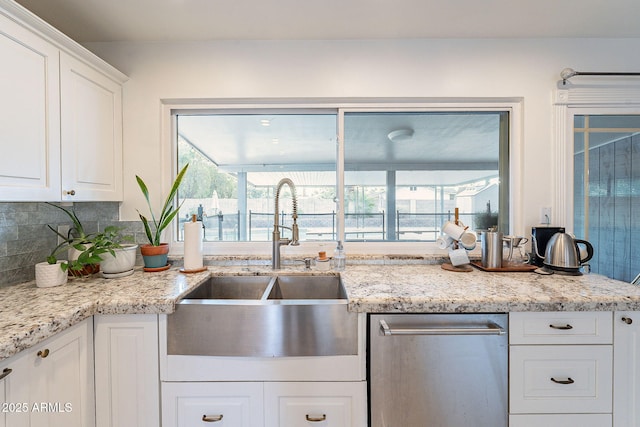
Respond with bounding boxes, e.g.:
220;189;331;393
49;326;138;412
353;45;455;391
272;178;299;269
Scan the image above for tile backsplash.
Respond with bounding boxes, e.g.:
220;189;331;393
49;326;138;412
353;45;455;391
0;202;142;287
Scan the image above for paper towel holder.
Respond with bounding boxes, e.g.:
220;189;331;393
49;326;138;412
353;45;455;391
180;214;207;274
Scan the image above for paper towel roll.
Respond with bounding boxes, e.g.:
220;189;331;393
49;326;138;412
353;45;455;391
184;220;204;270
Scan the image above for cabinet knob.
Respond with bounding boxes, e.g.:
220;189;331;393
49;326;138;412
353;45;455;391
202;414;223;422
65;190;76;196
37;348;50;358
622;316;633;324
305;414;327;422
549;324;573;330
0;367;12;380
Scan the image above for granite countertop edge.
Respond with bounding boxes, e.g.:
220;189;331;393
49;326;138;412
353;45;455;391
1;263;639;360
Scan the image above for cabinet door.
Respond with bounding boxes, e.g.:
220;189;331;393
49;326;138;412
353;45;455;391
0;350;30;427
510;345;612;414
510;311;613;345
162;382;264;427
264;382;367;427
613;311;640;427
60;51;123;201
94;314;159;427
0;12;61;201
29;319;95;427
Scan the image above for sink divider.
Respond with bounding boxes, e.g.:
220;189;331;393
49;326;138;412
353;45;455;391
259;276;278;300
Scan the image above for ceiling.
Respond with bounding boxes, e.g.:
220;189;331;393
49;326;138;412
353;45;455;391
178;111;501;186
15;0;640;43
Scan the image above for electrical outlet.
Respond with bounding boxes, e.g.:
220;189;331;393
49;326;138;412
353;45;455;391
540;207;551;225
57;225;70;246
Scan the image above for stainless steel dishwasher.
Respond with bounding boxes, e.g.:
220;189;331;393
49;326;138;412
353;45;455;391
369;313;508;427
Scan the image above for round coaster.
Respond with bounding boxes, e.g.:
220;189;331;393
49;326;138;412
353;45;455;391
143;264;171;272
441;263;473;272
179;267;208;274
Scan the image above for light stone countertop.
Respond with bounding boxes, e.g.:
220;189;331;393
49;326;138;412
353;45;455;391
1;262;639;360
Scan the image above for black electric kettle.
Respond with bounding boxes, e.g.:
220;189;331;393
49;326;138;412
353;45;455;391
534;232;594;275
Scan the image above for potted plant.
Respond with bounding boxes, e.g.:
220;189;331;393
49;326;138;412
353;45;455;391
96;226;138;278
35;241;71;288
136;164;189;271
46;203;102;277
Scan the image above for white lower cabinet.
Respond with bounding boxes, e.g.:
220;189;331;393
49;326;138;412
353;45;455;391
161;381;366;427
94;314;160;427
0;319;94;427
264;382;366;427
162;382;263;427
0;348;30;427
613;311;640;427
509;312;613;426
510;345;613;414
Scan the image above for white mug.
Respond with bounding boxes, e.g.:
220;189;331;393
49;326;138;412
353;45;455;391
449;248;470;266
459;231;477;250
442;221;466;240
436;235;455;249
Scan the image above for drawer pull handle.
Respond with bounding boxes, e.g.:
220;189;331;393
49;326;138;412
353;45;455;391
65;190;76;196
622;316;633;324
551;377;574;385
0;368;12;380
549;324;573;330
37;349;50;358
202;414;223;422
305;414;327;422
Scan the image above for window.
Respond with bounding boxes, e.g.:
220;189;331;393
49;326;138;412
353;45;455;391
343;111;508;241
171;101;515;253
176;112;337;242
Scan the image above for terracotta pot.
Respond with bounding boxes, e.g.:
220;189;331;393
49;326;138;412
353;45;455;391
140;243;169;269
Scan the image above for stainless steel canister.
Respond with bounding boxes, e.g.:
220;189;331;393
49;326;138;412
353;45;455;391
481;231;503;268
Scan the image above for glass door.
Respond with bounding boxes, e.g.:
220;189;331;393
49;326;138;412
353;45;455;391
573;114;640;281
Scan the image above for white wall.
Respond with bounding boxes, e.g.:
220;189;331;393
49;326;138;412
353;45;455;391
85;37;640;236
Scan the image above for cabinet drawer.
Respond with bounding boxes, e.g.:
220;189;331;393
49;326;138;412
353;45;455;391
264;382;366;427
510;414;611;427
162;382;263;427
510;312;612;344
510;345;612;414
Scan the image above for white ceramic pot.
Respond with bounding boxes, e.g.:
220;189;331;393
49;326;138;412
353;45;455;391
35;261;68;288
99;244;139;276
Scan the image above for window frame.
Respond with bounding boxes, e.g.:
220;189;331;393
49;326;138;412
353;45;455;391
161;98;523;257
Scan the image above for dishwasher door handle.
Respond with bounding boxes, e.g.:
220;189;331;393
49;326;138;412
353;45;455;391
379;319;506;336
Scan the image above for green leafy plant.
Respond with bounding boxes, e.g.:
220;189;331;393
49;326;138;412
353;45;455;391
46;202;91;242
46;240;72;271
136;164;189;246
92;225;133;256
45;204;131;275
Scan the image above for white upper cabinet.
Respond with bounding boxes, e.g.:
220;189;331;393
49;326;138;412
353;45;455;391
0;11;61;201
60;52;123;201
0;1;127;202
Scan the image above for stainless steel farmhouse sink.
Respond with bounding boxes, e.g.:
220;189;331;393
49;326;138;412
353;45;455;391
166;274;358;357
